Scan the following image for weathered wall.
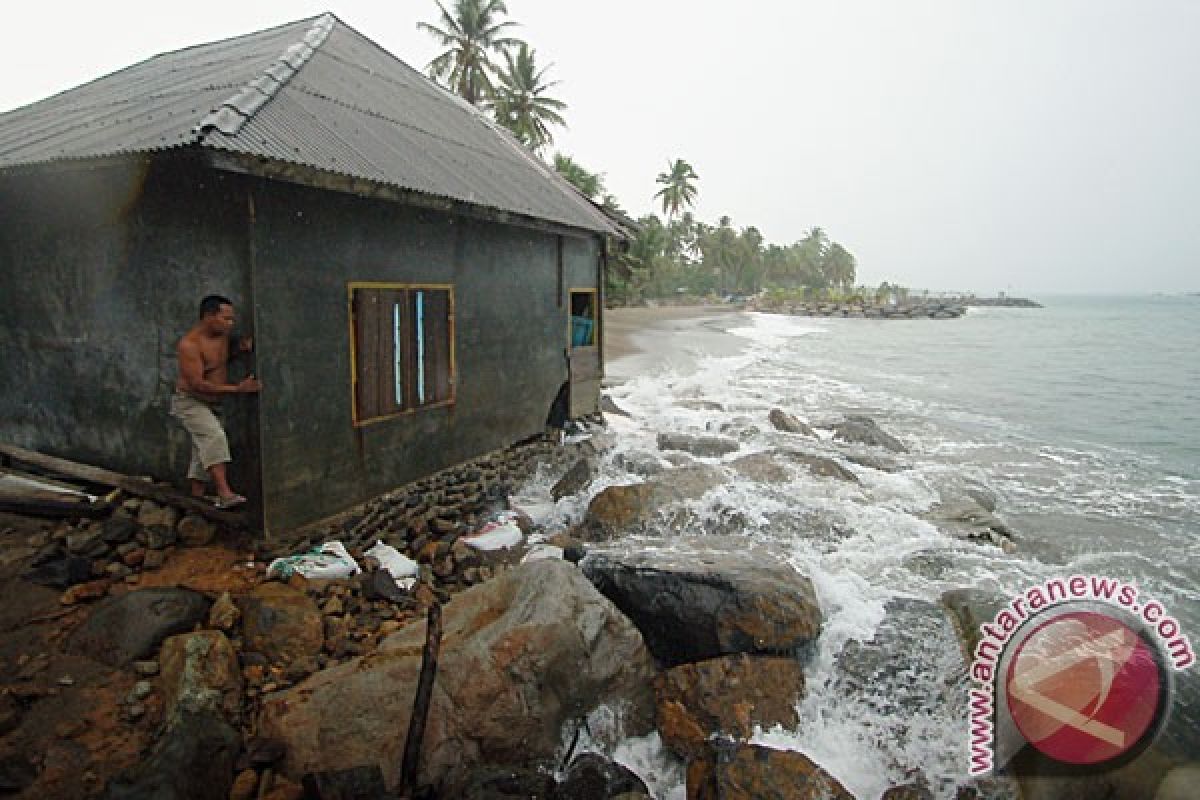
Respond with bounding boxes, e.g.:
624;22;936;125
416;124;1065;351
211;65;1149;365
0;156;259;497
247;177;602;533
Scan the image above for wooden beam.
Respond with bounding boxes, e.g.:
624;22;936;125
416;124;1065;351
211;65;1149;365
0;443;248;527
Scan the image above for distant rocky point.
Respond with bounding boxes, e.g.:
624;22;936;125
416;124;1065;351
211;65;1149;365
745;293;1041;319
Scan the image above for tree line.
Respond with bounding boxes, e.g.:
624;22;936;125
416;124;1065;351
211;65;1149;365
418;0;863;304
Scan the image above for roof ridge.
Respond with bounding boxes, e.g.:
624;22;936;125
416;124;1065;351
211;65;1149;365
194;13;335;138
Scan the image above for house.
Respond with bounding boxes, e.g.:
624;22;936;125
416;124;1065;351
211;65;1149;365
0;13;618;534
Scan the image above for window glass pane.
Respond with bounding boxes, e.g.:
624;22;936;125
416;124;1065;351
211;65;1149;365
393;302;403;407
415;290;426;405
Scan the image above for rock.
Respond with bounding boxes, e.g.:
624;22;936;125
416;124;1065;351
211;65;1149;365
767;409;815;437
300;766;394;800
177;515;217;547
60;578;112;605
926;495;1014;548
656;655;804;758
581;551;822;667
613;451;668;477
687;742;853;800
101;517;138;545
133;660;160;676
600;395;632;418
24;555;93;588
0;753;36;793
581;483;657;541
842;453;908;472
142;549;166;570
1157;764;1200;800
447;766;555;799
102;710;239;800
259;559;656;791
68;587;211;667
360;569;410;604
238;583;324;665
66;527;109;557
0;693;23;736
555;753;649;799
656;432;739;458
126;680;154;704
207;591;240;631
832;416;907;453
160;630;243;724
881;784;934;800
776;450;859;483
229;770;258;800
552;458;595;501
728;453;790;485
136;501;180;534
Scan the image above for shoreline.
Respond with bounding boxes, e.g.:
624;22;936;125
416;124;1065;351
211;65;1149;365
603;305;751;384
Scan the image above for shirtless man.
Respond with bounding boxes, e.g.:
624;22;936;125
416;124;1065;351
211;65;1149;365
171;295;261;508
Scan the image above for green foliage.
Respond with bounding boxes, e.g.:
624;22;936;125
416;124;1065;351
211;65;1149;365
491;43;567;152
654;159;700;218
418;0;521;106
553;154;604;199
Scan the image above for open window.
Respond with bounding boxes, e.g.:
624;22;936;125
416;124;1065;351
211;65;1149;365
569;289;597;348
349;283;455;426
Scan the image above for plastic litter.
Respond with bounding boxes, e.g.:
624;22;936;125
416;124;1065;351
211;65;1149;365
364;540;418;590
463;511;525;551
267;540;360;580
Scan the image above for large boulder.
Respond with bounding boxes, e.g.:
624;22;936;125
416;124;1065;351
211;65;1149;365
656;655;804;758
555;753;649;799
68;588;210;667
776;450;859;483
581;466;726;541
237;582;324;665
103;710;239;800
552;458;596;501
926;494;1015;549
581;551;822;667
159;630;243;724
832;415;908;453
687;743;853;800
258;559;656;791
728;454;790;485
767;409;815;437
657;433;739;459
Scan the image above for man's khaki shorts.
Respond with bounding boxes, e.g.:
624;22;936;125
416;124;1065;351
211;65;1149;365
170;391;231;481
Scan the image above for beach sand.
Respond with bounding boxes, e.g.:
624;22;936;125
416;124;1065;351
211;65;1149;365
602;305;752;384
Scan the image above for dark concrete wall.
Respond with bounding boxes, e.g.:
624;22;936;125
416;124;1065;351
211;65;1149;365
0;157;259;496
247;177;602;533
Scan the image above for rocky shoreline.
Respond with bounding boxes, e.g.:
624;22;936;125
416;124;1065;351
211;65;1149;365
743;295;1042;320
1;394;1193;799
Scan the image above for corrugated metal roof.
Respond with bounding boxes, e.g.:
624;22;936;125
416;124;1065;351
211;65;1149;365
0;13;616;235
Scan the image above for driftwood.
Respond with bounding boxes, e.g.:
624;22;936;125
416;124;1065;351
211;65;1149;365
0;442;246;526
399;601;443;794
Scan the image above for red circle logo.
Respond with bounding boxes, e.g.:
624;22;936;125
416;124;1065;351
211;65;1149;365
1005;610;1164;765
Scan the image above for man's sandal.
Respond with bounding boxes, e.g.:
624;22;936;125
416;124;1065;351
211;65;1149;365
215;494;246;509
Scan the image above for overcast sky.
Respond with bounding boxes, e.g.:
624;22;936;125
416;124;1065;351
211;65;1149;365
3;1;1198;294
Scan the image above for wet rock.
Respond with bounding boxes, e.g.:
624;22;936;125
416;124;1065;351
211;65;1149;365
600;395;632;418
0;753;37;793
1157;764;1200;800
300;765;395;800
177;515;216;547
24;555;93;588
655;654;805;758
657;432;739;458
101;517;138;545
581;483;657;541
259;559;656;791
613;451;668;477
552;458;595;501
555;752;648;799
581;551;822;667
60;578;112;605
767;408;815;437
927;495;1014;548
448;766;555;799
68;587;210;666
881;784;934;800
832;416;908;453
160;630;243;724
0;693;23;736
687;742;853;800
102;710;239;800
229;770;258;800
729;453;790;485
207;591;240;631
238;583;323;665
776;450;859;483
842;452;908;472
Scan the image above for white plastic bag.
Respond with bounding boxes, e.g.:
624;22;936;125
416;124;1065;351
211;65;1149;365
464;511;524;551
267;540;361;580
365;540;419;589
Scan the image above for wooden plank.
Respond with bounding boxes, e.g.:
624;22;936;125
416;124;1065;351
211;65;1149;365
423;289;452;404
569;379;601;418
568;346;602;382
0;442;247;526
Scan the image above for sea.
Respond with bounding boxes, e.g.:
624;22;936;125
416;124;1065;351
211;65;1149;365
520;295;1200;799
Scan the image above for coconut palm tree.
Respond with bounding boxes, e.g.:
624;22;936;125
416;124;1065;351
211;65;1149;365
491;43;567;152
553;154;603;199
418;0;520;106
654;159;699;219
